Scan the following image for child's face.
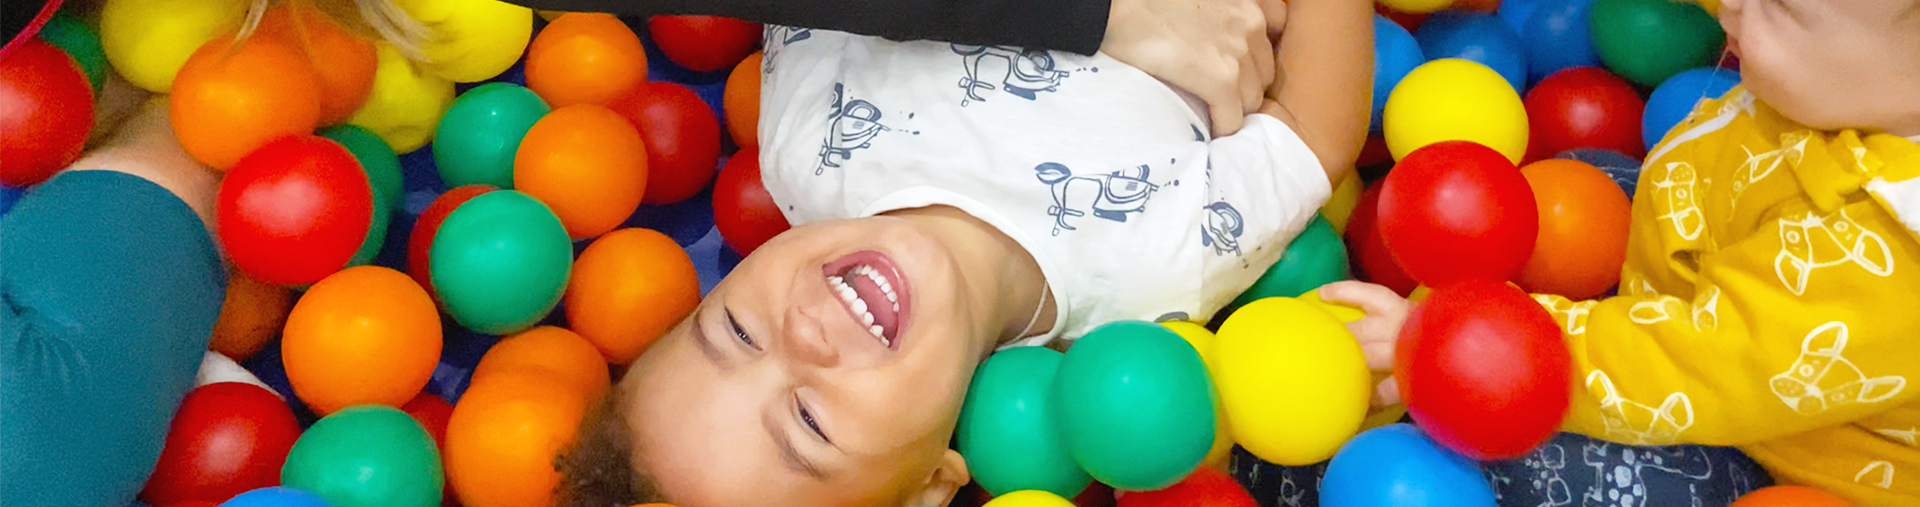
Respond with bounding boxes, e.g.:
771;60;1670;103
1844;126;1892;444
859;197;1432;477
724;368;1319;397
613;216;997;507
1718;0;1920;133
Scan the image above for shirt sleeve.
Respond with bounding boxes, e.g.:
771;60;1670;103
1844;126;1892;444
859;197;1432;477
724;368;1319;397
502;0;1111;55
1;170;227;507
1205;113;1334;246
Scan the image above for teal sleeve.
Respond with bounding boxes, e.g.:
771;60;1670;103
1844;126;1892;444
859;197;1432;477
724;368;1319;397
1;170;227;507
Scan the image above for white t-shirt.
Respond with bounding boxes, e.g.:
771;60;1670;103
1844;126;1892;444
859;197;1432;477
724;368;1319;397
757;27;1333;345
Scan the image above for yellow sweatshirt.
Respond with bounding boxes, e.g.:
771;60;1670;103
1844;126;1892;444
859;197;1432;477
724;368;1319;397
1532;87;1920;505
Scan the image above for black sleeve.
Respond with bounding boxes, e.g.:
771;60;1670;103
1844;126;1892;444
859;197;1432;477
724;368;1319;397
506;0;1111;55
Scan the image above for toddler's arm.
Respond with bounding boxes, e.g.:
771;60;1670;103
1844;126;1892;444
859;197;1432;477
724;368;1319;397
1258;0;1373;185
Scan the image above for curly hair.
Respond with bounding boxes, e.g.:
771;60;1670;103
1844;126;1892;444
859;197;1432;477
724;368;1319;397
556;386;669;507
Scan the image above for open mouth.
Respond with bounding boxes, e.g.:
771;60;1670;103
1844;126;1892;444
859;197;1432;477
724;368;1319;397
822;250;912;349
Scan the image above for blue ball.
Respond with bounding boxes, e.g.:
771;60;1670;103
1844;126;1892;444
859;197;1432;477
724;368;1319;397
1642;67;1741;151
1322;424;1496;507
220;487;334;507
1497;0;1541;34
0;184;22;218
1372;15;1426;132
1521;0;1600;85
1413;11;1527;92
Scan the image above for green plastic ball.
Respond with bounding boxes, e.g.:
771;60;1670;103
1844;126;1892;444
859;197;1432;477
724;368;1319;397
957;346;1092;498
429;190;572;335
1052;320;1215;491
1588;0;1725;86
38;11;107;91
282;405;443;507
434;83;550;189
1228;215;1350;312
322;125;403;267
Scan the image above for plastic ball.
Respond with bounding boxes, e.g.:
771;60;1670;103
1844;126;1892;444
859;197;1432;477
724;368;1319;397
283;266;442;414
1588;0;1725;86
208;267;293;361
1344;181;1418;296
1495;0;1540;33
1642;67;1738;151
1395;280;1571;460
255;2;377;124
406;185;497;297
647;15;763;73
1053;321;1214;490
1370;16;1425;132
1523;66;1645;162
712;148;792;255
139;383;300;506
0;38;93;187
1226;215;1349;311
1554;147;1643;195
445;368;589;507
430;190;574;335
1730;486;1854;507
321;125;403;267
725;51;763;147
526;13;646;108
472;326;611;400
1320;424;1495;507
399;393;457;506
99;0;246;92
39;11;108;91
513;104;648;239
1383;59;1529;165
170;35;323;170
958;347;1091;498
435;83;551;189
985;491;1078;507
613;81;722;205
396;0;533;83
565;228;701;364
219;488;332;507
347;43;455;153
1514;159;1631;299
1114;468;1256;507
1378;0;1457;15
282;406;444;507
1214;298;1370;465
1413;12;1526;92
216;135;372;286
1160;321;1234;469
1322;175;1362;234
1378;141;1538;287
1520;0;1600;84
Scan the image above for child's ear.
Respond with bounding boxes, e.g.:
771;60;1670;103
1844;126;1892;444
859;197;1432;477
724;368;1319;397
907;449;971;507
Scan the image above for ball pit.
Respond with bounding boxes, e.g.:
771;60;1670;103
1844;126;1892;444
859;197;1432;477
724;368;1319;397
1378;140;1538;287
958;346;1091;498
407;184;498;298
1412;12;1526;92
0;37;93;187
614;81;722;206
435;83;550;189
472;326;610;400
1383;59;1528;164
1053;321;1215;491
1369;16;1425;132
1321;424;1496;507
1514;159;1631;299
140;383;300;506
513;104;649;239
1160;321;1235;469
711;148;792;255
347;43;454;153
445;368;589;507
648;15;763;73
1225;215;1349;311
1115;468;1256;507
527;13;648;108
724;52;764;147
219;487;332;507
429;190;574;335
208;267;293;362
99;0;246;92
564;228;702;364
1518;0;1599;84
1344;181;1419;295
1523;66;1645;161
170;34;323;171
282;266;442;415
38;11;107;91
320;125;404;268
1588;0;1725;87
216;135;372;286
1642;66;1739;151
395;0;533;83
1214;298;1370;466
255;2;377;124
984;491;1078;507
282;406;443;507
1396;280;1571;460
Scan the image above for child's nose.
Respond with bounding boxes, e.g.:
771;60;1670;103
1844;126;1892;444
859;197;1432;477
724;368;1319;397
784;306;842;368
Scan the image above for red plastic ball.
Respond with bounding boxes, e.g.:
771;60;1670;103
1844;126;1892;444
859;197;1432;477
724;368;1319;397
161;503;220;507
712;148;790;255
1378;141;1538;287
612;81;721;205
1345;180;1419;296
647;15;762;73
401;392;459;507
1523;67;1646;163
216;135;373;286
406;184;497;298
139;383;301;506
1117;468;1257;507
1394;280;1571;460
0;38;94;187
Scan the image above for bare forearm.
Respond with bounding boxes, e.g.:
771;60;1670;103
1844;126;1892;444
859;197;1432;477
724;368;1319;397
71;97;220;232
1269;0;1373;183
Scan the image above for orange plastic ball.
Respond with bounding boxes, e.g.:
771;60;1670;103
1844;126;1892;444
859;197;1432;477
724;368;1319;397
525;13;647;108
472;326;611;400
723;51;761;148
564;228;700;364
255;2;378;124
209;266;293;361
1731;486;1853;507
1513;159;1631;300
513;104;649;239
282;266;443;415
169;34;323;170
445;368;590;507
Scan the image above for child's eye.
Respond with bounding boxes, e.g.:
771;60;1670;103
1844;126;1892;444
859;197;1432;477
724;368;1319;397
726;309;759;349
799;399;829;442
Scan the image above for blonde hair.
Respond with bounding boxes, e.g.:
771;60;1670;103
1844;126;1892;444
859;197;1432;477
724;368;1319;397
237;0;431;61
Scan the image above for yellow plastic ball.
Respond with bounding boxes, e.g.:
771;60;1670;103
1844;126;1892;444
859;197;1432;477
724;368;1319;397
396;0;534;82
983;490;1077;507
1213;297;1370;466
538;9;571;21
1161;320;1235;469
1384;59;1530;165
1320;174;1362;235
1690;0;1720;15
1378;0;1457;13
347;43;455;153
1297;290;1367;323
100;0;247;92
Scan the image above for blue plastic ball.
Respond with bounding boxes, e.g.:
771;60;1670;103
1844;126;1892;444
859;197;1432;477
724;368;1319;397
1413;11;1527;92
1521;0;1600;85
1642;67;1740;151
220;487;334;507
1322;424;1496;507
1496;0;1541;34
1372;15;1427;131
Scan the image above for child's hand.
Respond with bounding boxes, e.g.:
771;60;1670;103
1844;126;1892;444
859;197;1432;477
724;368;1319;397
1317;280;1411;406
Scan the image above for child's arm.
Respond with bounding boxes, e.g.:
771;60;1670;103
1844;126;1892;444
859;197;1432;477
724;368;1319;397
1258;0;1373;185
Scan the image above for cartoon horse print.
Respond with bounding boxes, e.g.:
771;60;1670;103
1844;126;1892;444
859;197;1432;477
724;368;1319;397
952;45;1070;106
1579;443;1714;507
1770;321;1907;415
1034;162;1159;236
818;83;888;174
1202;201;1244;256
1588;370;1696;446
1774;209;1895;296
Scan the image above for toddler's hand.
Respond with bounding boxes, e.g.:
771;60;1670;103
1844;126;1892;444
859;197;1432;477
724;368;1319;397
1317;280;1411;406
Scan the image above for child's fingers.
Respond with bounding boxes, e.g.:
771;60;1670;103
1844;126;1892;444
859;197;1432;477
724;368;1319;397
1210;100;1247;136
1358;333;1396;370
1374;376;1402;407
1318;280;1405;312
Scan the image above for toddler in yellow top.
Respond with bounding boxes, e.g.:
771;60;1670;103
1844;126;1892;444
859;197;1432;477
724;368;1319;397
1325;0;1920;504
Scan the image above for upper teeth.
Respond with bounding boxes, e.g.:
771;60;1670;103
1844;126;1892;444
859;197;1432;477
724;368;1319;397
831;265;900;347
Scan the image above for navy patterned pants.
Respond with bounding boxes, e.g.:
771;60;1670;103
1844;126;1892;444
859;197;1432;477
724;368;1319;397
1232;432;1774;507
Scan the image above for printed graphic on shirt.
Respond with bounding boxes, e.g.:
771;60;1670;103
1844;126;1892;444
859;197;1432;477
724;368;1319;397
1876;427;1920;445
1692;286;1721;332
1628;295;1686;325
1652;162;1707;242
761;26;812;76
952;45;1073;106
1769;321;1907;415
1726;131;1807;213
1589;370;1696;446
1034;162;1162;235
819;83;894;174
1857;461;1896;489
1774;209;1895;296
1536;296;1597;336
1201;201;1245;256
1579;442;1714;507
1494;443;1577;507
